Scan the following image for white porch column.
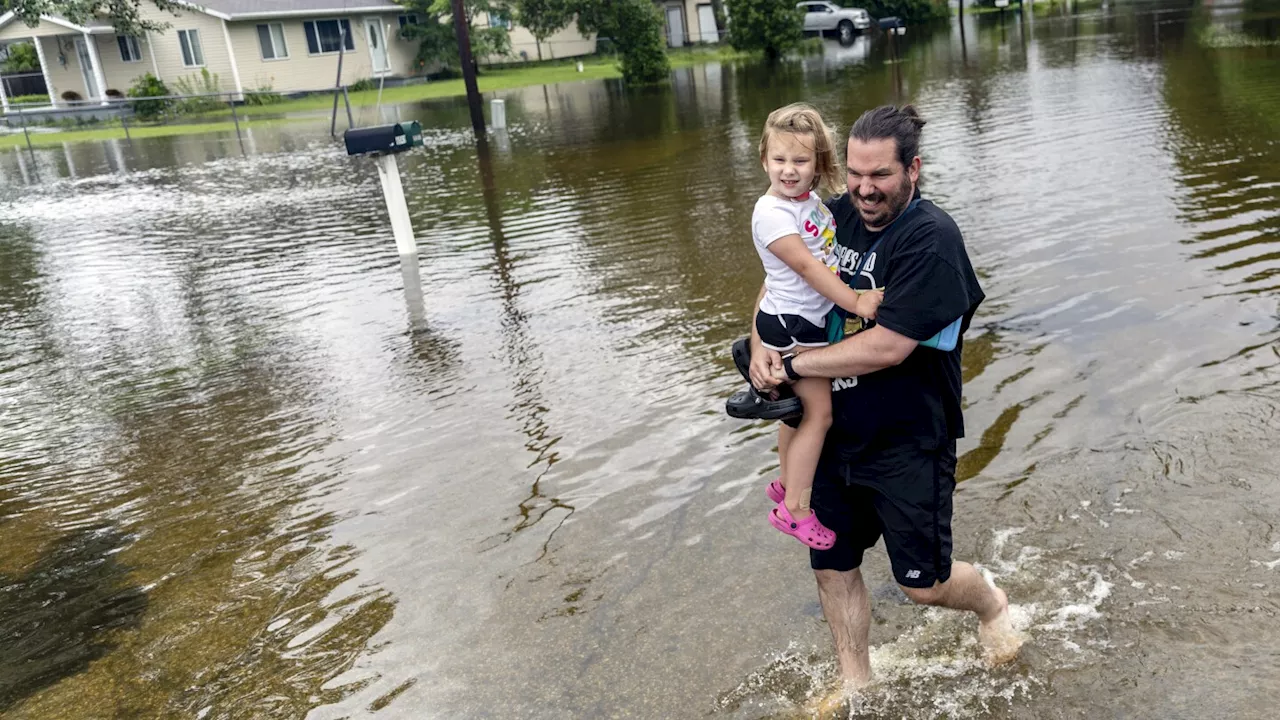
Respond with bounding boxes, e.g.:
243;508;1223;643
146;31;160;77
32;36;57;107
83;31;109;104
220;20;244;101
0;69;9;113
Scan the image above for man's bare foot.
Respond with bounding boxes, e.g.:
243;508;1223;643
978;586;1025;666
803;677;871;719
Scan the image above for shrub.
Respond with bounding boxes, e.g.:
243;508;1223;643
244;85;285;106
172;67;224;114
127;73;171;120
724;0;804;61
9;93;49;105
348;78;377;92
577;0;670;84
1;42;39;73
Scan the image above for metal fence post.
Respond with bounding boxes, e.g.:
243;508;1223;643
331;28;348;138
228;96;244;155
121;113;132;145
17;105;34;162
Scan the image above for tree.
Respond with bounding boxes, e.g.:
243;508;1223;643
0;1;183;35
575;0;669;84
512;0;669;83
1;41;38;73
514;0;574;61
870;0;949;22
398;0;513;73
724;0;803;61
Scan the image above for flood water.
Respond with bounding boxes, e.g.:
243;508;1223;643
2;2;1279;718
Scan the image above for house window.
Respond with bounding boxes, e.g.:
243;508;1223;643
397;14;419;28
257;22;289;60
178;29;204;67
489;11;512;30
117;35;142;62
303;19;355;54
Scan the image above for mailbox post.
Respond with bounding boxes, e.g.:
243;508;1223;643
344;122;425;257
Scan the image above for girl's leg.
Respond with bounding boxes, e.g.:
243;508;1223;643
777;423;795;483
781;375;833;521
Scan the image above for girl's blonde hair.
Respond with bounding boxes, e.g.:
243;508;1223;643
758;103;843;197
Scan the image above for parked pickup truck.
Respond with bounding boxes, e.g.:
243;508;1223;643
796;2;874;41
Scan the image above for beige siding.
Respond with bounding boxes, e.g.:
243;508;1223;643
473;13;597;64
386;19;418;75
140;8;235;93
37;35;88;101
227;13;408;93
94;33;151;95
503;24;597;63
0;18;77;40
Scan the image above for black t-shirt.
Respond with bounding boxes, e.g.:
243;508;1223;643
823;190;985;460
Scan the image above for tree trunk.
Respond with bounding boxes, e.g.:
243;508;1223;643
450;0;485;136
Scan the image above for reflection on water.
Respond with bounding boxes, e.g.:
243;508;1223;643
2;2;1280;718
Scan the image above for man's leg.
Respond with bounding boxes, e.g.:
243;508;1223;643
899;563;1021;664
809;456;882;685
875;442;1024;664
814;568;872;686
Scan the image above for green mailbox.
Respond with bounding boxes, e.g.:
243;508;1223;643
401;120;424;148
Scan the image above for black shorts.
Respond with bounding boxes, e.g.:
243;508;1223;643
809;440;957;588
755;310;829;353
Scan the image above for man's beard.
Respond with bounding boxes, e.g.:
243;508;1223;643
856;174;913;229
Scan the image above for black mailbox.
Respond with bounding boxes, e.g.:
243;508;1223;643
343;122;424;156
878;16;905;31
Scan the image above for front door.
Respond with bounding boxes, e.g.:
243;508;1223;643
666;5;685;48
365;18;390;73
697;4;718;43
73;36;99;100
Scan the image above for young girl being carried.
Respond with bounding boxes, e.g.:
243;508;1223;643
750;103;882;549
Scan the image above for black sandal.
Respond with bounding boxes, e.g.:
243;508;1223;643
725;337;802;421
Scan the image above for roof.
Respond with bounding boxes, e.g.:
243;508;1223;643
181;1;406;20
0;11;113;34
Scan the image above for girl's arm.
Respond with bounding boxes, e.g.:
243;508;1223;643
766;234;879;317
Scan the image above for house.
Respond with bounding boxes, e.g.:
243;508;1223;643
0;1;420;110
471;10;597;64
657;1;722;47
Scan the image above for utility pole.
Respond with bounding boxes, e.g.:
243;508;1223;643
450;0;486;137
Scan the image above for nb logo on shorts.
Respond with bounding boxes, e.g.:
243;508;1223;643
905;570;921;579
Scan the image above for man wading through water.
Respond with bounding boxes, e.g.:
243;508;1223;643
744;105;1024;689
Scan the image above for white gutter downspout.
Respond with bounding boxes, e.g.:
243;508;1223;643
220;19;244;101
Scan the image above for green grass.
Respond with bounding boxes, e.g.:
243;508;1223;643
0;117;301;149
1198;25;1280;49
216;46;754;118
0;45;756;148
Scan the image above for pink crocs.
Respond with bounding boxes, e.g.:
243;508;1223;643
769;501;835;550
766;479;785;504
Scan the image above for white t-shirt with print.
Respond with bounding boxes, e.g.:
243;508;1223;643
752;191;839;327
